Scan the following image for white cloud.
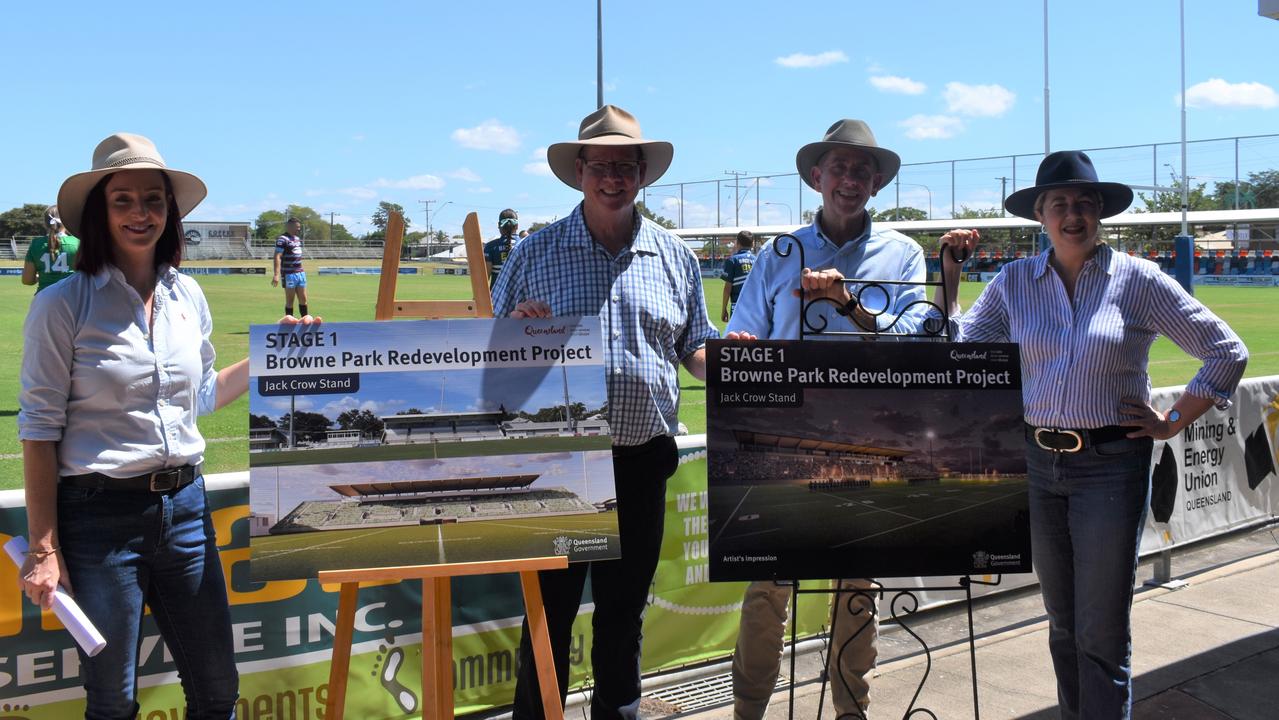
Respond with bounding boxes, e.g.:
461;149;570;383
775;50;848;69
337;187;378;199
451;119;522;153
352;133;366;142
523;146;554;177
372;174;446;190
1183;78;1279;109
870;75;927;95
943;82;1016;117
899;114;965;140
448;167;483;182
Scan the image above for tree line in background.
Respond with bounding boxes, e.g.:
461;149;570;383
5;170;1277;248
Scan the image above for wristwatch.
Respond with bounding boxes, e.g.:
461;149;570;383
1165;408;1181;425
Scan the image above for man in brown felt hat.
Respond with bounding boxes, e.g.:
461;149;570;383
493;105;717;720
725;119;974;720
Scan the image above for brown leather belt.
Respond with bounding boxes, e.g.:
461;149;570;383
61;464;200;492
1025;424;1131;453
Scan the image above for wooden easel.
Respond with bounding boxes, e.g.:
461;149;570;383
321;211;567;720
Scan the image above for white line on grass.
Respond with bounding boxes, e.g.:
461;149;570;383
437;525;446;563
815;491;922;521
255;527;397;558
830;488;1027;549
711;486;754;545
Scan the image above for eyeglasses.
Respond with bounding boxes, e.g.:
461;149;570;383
582;160;642;178
820;162;877;183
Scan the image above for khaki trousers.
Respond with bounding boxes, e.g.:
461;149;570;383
731;578;878;720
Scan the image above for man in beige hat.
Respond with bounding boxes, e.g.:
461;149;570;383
724;119;943;720
493;105;717;720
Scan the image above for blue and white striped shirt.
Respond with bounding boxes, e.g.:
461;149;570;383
952;245;1247;428
491;204;718;446
727;211;929;339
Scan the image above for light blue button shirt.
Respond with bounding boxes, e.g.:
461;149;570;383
19;265;219;478
727;210;929;340
491;204;718;446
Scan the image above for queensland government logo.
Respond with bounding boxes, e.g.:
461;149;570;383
971;550;990;569
552;535;573;556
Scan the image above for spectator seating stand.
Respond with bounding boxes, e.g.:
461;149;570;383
320;210;563;720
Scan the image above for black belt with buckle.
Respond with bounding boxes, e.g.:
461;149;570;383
1026;424;1130;453
61;464;201;492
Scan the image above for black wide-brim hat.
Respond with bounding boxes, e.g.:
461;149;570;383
1004;150;1133;220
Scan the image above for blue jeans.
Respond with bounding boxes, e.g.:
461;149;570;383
512;436;679;720
58;475;238;720
1026;435;1153;720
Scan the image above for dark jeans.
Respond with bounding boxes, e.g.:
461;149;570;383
1026;435;1153;720
58;475;238;720
513;435;679;720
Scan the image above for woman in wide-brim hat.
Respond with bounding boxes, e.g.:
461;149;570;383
933;150;1247;718
18;132;315;716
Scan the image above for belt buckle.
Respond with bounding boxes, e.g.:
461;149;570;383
1034;428;1084;453
149;469;179;492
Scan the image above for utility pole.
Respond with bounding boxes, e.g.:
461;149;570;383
328;211;335;241
996;177;1009;217
724;170;747;227
421;199;439;236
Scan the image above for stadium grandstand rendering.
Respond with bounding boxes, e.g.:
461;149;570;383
719;430;942;488
266;473;600;535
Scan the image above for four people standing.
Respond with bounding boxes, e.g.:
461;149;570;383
14;123;1252;720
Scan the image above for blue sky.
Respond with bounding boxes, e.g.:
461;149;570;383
4;1;1276;235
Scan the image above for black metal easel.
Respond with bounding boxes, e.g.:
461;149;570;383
768;232;1001;720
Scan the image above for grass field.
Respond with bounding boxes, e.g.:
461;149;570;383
2;263;1276;489
709;477;1031;580
250;511;619;580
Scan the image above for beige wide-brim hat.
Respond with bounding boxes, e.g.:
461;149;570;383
57;133;207;237
546;105;674;191
795;119;901;192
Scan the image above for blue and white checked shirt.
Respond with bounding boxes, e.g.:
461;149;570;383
19;265;220;477
491;204;718;446
727;210;929;339
952;245;1247;428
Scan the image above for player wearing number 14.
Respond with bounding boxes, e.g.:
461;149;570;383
22;205;80;293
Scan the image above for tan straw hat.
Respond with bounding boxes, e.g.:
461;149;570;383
57;133;207;237
546;105;673;190
795;119;901;191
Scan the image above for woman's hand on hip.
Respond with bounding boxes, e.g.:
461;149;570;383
1119;398;1176;440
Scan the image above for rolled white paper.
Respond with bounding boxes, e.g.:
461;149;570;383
4;536;107;657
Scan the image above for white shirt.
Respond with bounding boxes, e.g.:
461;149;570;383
19;265;219;478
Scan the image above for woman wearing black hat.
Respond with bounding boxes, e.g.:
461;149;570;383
935;151;1247;719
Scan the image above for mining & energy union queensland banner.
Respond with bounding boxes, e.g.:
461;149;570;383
707;340;1032;581
247;317;618;581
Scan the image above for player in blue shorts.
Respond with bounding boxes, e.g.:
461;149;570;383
271;216;310;317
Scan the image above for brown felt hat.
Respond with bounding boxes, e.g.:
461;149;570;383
546;105;673;191
795;119;900;191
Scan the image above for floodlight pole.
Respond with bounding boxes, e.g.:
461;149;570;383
1174;0;1195;295
596;0;604;108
